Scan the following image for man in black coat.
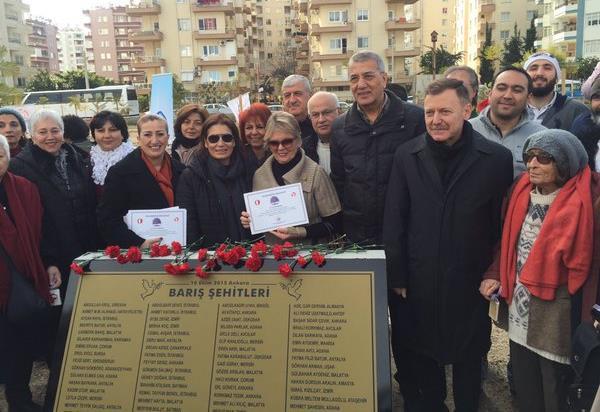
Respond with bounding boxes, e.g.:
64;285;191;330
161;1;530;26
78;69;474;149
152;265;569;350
571;76;600;172
384;79;513;411
330;50;426;245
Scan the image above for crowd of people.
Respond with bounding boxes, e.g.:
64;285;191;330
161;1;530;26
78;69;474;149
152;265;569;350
0;50;599;412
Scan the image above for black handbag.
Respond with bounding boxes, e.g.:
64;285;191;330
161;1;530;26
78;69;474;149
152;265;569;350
0;244;50;326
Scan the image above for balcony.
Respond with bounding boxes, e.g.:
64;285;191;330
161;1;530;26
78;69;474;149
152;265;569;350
385;18;421;31
128;30;163;42
480;0;495;14
126;3;161;16
114;21;140;29
193;29;236;40
552;29;576;43
195;56;238;66
309;0;352;7
297;0;307;13
312;50;353;61
311;22;353;34
132;56;166;69
554;3;578;19
534;39;542;48
387;0;418;4
192;1;234;14
385;47;420;57
312;77;348;87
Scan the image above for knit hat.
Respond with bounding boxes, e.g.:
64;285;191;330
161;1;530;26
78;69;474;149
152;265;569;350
523;129;588;181
523;52;561;81
0;107;27;132
590;77;600;100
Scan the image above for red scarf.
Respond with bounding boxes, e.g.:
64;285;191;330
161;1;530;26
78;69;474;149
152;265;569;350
141;151;174;207
0;172;50;306
500;168;594;304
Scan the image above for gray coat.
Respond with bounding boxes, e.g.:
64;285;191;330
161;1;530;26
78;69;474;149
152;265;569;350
536;93;589;131
470;106;546;178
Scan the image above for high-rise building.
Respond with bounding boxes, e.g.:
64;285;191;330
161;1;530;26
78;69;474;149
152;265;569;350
26;17;60;73
416;0;457;53
577;0;600;58
254;0;294;77
0;0;33;88
455;0;479;68
293;0;422;101
84;6;145;85
58;28;87;71
536;0;577;60
125;0;254;94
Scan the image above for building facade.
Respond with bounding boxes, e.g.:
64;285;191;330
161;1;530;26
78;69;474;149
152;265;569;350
58;28;87;71
536;0;577;60
576;0;600;58
84;6;145;85
26;18;60;73
0;0;32;88
293;0;421;101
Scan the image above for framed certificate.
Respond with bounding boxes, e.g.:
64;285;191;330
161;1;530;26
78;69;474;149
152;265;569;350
243;183;309;234
126;208;187;245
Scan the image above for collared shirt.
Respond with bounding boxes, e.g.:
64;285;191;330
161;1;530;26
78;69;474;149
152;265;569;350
357;93;390;125
528;92;557;123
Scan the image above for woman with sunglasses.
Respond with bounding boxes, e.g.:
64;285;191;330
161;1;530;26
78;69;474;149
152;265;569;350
240;111;342;245
177;114;256;247
480;129;600;412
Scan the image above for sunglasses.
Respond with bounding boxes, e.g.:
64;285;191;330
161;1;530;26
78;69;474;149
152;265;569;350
524;150;554;165
268;138;295;149
207;133;234;144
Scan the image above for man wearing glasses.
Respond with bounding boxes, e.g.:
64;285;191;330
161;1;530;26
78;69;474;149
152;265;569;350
302;91;341;174
524;51;588;130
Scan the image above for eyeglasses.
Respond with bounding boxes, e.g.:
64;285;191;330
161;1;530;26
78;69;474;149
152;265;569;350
207;133;234;144
268;138;295;149
524;150;554;165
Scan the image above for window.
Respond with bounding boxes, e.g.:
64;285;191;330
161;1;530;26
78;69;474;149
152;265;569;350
228;70;236;78
500;12;510;22
181;46;192;57
357;36;368;48
14;55;24;65
178;18;191;31
357;9;368;21
584;40;600;54
98;28;108;35
330;38;342;49
176;0;186;3
181;71;194;81
329;11;348;23
199;18;217;31
442;7;448;13
442;19;447;26
202;45;219;56
207;71;221;82
587;12;600;26
500;30;510;40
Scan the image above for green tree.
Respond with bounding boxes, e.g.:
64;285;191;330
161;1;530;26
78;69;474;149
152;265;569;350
0;45;23;105
172;75;187;110
26;69;115;91
138;94;149;112
478;22;495;85
26;70;58;91
501;25;524;67
68;94;83;116
574;57;600;81
419;46;464;75
524;18;537;53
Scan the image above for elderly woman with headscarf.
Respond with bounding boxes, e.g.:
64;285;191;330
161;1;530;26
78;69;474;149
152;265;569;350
0;133;61;411
480;129;600;412
9;110;98;293
0;108;28;158
240;111;342;244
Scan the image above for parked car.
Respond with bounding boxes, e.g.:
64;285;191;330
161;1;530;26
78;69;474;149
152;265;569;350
268;104;284;112
205;103;233;116
338;101;352;112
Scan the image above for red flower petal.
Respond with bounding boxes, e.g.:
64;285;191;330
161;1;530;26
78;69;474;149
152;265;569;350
158;245;171;257
244;256;262;272
195;265;209;278
126;246;142;263
178;262;191;273
70;262;84;275
311;251;326;267
171;241;183;255
104;245;120;258
116;254;129;264
296;255;308;267
197;248;208;261
164;263;178;275
279;263;293;278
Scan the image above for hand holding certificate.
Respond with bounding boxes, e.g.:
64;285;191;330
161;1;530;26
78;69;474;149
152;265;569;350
243;183;309;235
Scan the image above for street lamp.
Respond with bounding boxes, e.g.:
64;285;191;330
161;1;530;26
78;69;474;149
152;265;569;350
431;30;438;80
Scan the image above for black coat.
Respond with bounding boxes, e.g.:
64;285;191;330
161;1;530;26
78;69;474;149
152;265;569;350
302;133;319;165
9;142;98;275
571;112;600;172
384;125;513;363
97;148;184;247
330;91;426;244
176;152;256;248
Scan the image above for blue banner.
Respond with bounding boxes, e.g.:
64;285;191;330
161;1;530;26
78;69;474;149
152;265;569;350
150;73;175;143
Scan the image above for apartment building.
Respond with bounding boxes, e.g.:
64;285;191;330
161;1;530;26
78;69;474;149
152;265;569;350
455;0;479;68
0;0;32;88
253;0;294;76
535;0;577;60
416;0;457;53
576;0;600;58
126;0;253;94
84;6;145;85
58;28;87;71
293;0;421;101
26;18;60;73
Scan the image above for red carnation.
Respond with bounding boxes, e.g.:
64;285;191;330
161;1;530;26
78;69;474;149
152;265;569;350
283;241;294;248
126;246;142;263
205;258;217;270
232;245;247;259
296;255;308;267
279;263;293;278
158;244;170;257
224;250;241;266
116;254;129;264
251;240;268;256
70;262;84;275
164;263;178;275
311;251;326;267
286;248;298;258
171;241;183;255
245;255;262;272
178;262;191;273
195;265;209;278
272;244;284;260
104;245;120;258
197;248;208;261
150;242;160;257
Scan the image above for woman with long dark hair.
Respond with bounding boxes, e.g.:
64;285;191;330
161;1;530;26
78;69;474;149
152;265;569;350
171;104;209;165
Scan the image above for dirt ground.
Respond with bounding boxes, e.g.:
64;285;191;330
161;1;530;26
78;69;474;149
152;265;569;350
0;326;515;412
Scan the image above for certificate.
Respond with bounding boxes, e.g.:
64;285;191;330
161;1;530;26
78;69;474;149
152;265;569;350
125;208;187;245
244;183;309;234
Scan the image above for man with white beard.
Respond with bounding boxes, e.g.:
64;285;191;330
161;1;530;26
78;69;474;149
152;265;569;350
571;75;600;171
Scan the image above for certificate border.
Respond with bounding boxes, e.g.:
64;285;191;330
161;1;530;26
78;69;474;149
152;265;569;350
243;183;310;234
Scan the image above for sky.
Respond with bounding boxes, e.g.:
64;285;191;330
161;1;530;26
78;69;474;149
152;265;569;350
24;0;129;28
